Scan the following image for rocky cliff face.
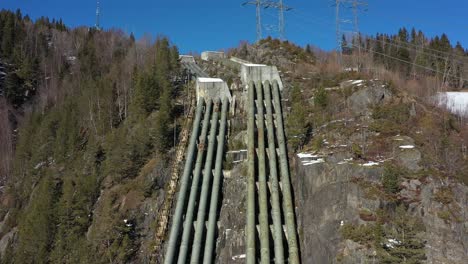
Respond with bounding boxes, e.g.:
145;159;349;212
295;153;383;263
295;152;467;263
293;81;468;263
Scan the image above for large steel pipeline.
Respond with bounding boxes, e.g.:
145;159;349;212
190;99;221;263
264;81;285;263
164;100;205;264
176;100;213;264
272;80;300;263
202;99;229;264
256;81;271;264
246;81;257;264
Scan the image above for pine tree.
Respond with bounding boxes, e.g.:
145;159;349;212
341;34;352;55
410;27;417;44
15;174;59;263
1;13;15;58
374;33;385;64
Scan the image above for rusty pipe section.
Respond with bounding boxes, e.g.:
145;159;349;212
246;81;257;264
202;99;229;264
164;100;206;264
176;100;213;264
264;81;285;263
272;80;300;264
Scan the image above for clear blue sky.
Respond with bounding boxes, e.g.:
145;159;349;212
1;0;467;53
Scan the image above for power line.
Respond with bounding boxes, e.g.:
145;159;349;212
276;10;465;81
352;43;465;81
263;10;334;41
363;31;468;61
343;30;468;65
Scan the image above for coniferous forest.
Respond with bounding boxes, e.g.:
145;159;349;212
343;27;467;88
0;9;183;263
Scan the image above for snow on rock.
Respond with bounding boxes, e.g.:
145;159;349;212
360;161;380;167
351;80;364;85
244;63;267;67
197;77;224;83
303;158;325;166
438;92;468;116
232;254;246;260
384;238;402;249
297;153;320;159
399;145;415;149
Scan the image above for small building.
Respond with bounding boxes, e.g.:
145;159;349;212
179;55;196;64
201;51;226;61
240;63;284;91
196;77;232;103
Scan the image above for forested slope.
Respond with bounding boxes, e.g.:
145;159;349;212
0;9;184;263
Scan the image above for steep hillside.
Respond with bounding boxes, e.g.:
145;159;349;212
211;38;467;263
0;9;185;263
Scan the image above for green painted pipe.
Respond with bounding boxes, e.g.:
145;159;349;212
164;100;205;264
264;81;285;263
272;80;300;264
256;81;271;264
246;81;257;264
176;100;213;264
190;99;221;263
202;98;229;264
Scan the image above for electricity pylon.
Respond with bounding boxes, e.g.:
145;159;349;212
243;1;292;41
95;0;101;30
243;0;263;42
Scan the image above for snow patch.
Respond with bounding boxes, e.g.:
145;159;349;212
232;254;246;260
303;158;325;165
437;92;468;116
361;161;379;167
384;238;402;249
197;77;224;83
399;145;415;149
244;63;267;67
351;80;364;85
297;153;319;159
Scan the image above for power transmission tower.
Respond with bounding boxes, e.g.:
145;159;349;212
95;0;101;30
334;0;342;66
263;1;293;40
333;0;367;68
243;1;292;41
349;0;368;70
243;1;263;42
